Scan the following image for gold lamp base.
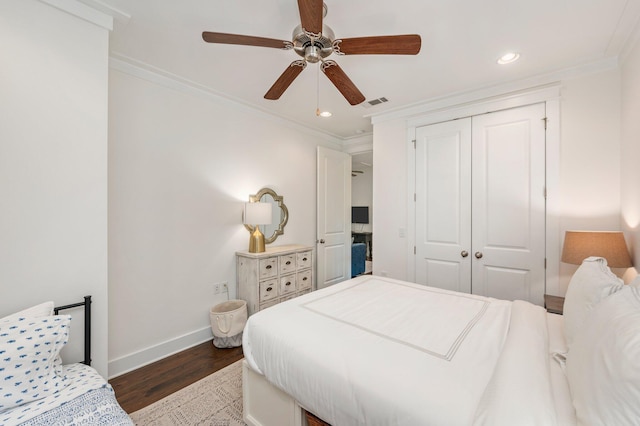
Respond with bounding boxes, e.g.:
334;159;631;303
249;226;266;253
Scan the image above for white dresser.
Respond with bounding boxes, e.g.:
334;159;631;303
236;244;314;315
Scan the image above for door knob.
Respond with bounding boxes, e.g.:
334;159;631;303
317;239;325;244
461;250;469;258
475;252;483;259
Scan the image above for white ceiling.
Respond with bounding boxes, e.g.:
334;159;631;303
87;0;640;140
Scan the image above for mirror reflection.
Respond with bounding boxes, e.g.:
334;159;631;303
245;188;288;244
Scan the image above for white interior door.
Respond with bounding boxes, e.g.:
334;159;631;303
414;103;546;304
317;146;351;289
471;103;546;304
415;118;472;293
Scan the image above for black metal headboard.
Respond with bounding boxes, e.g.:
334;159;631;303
54;295;92;366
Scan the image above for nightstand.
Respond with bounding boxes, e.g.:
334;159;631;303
544;294;565;315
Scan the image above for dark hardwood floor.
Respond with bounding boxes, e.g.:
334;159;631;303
109;340;243;413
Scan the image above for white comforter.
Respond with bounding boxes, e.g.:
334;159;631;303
243;275;562;425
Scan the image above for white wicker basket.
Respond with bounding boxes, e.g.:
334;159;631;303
210;300;247;348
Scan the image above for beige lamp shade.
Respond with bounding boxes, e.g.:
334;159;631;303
561;231;632;268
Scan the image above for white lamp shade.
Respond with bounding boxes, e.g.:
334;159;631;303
243;202;272;225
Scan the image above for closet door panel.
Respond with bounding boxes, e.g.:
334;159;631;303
471;104;546;304
415;118;471;293
484;120;531;248
481;266;530;302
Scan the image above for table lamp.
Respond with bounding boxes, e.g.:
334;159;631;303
561;231;632;268
243;202;273;253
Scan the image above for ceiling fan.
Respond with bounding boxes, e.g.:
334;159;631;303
202;0;421;106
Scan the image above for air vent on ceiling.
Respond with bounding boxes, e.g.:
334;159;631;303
361;97;389;108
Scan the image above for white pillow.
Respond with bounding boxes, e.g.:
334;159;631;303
563;257;623;348
0;301;62;373
0;301;54;322
566;286;640;425
0;315;70;412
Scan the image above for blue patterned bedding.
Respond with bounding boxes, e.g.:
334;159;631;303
1;363;132;426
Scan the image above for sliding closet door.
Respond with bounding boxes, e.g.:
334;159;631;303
415;118;472;293
470;104;546;304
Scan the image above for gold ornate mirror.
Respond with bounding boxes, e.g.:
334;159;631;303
244;188;288;244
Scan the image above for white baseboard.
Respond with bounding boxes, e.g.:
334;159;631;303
108;326;213;379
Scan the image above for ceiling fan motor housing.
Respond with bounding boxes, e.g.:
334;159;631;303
292;24;335;63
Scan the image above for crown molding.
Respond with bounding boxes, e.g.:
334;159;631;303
620;13;640;64
39;0;113;30
76;0;130;24
606;0;640;58
109;53;343;147
369;56;618;126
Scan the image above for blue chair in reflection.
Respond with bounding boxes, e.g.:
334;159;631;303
352;243;366;277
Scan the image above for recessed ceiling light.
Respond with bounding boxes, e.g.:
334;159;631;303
316;109;332;118
497;52;520;65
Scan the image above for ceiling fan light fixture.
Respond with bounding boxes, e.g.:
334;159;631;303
497;52;520;65
305;45;321;63
315;108;332;117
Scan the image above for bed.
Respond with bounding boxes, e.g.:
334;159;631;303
242;257;640;425
0;296;133;425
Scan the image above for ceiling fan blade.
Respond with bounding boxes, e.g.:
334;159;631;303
202;32;292;49
321;60;365;106
334;35;421;55
297;0;324;34
264;60;307;100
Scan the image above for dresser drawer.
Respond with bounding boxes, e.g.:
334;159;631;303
296;251;312;270
279;274;297;295
259;278;279;302
297;269;312;291
259;257;278;279
280;294;297;303
279;254;297;274
259;299;279;311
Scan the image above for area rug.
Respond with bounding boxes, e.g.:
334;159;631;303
129;359;246;426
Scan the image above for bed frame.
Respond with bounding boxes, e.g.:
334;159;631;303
243;359;306;426
243;360;331;426
54;295;92;366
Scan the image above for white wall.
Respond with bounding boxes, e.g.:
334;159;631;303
373;68;622;297
372;120;411;278
0;0;111;376
557;69;622;289
621;37;640;279
108;66;339;376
